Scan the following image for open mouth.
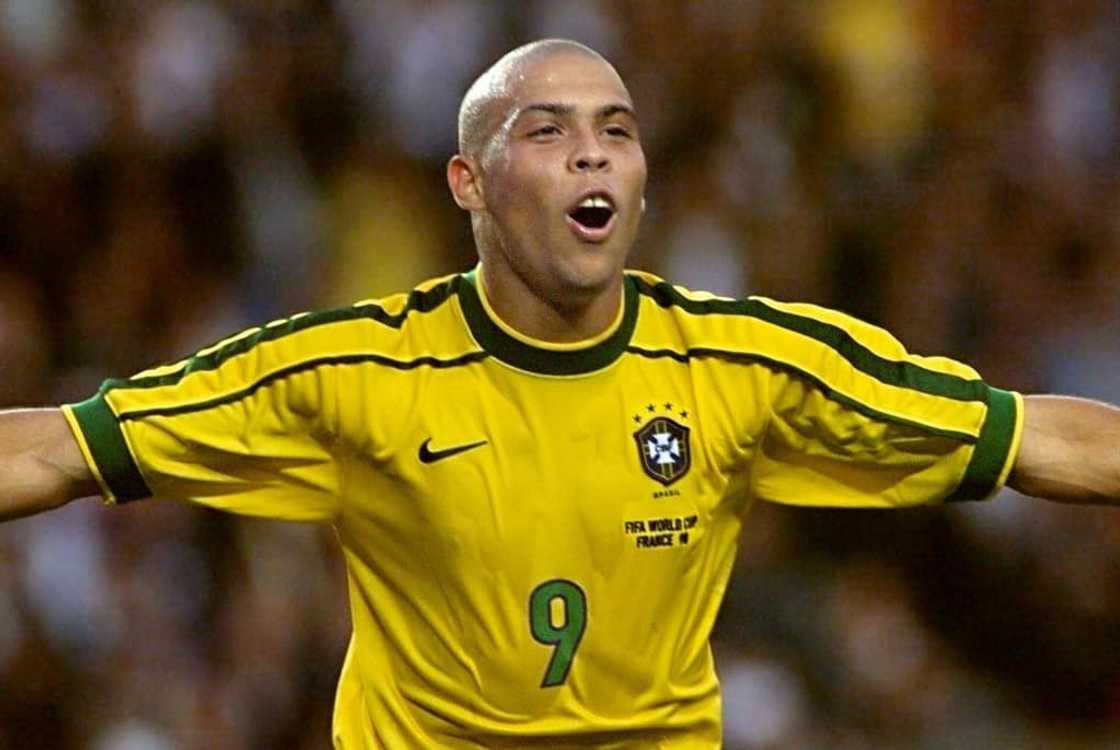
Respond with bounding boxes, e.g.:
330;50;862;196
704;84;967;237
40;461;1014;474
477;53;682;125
570;205;613;230
566;194;617;240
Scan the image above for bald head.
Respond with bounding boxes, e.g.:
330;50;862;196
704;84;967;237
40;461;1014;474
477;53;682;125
457;39;622;161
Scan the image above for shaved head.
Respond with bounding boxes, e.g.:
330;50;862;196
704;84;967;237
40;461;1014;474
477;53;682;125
457;39;621;161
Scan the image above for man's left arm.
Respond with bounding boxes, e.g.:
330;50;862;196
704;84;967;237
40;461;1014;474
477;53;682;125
1008;394;1120;505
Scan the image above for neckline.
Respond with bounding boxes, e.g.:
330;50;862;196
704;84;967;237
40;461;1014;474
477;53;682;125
457;269;639;376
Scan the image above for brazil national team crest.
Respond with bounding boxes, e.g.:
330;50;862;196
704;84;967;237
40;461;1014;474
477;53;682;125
634;414;691;486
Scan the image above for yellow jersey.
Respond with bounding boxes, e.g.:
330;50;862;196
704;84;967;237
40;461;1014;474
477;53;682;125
63;268;1023;748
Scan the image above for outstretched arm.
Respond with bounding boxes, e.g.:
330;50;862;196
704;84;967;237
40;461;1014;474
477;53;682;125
0;408;98;522
1008;395;1120;504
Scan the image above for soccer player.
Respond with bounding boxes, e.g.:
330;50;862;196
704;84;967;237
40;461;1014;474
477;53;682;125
1;39;1118;748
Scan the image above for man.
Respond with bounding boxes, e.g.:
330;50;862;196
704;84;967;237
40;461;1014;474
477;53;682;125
0;39;1116;749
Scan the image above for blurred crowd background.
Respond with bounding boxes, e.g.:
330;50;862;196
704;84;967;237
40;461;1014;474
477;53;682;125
2;0;1120;748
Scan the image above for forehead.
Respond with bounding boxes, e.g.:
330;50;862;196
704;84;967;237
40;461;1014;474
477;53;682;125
505;52;633;112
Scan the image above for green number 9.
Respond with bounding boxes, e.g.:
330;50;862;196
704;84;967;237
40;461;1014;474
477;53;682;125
529;579;587;687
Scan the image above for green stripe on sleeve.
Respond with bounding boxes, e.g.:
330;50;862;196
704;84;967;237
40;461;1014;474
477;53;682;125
626;345;978;442
102;275;460;394
630;277;988;402
946;387;1019;502
116;350;489;422
69;393;152;503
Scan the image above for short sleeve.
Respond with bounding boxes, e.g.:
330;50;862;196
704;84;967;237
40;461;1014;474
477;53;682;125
63;318;346;522
747;300;1023;509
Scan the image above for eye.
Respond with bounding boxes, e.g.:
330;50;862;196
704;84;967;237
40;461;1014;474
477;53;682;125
529;124;561;138
605;125;633;139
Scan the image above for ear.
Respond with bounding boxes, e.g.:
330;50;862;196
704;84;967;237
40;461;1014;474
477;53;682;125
447;154;486;212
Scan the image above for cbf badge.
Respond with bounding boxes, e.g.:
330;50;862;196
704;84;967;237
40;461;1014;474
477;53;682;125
634;416;691;486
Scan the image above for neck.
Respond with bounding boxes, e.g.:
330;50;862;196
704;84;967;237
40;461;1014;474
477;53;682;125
478;262;624;344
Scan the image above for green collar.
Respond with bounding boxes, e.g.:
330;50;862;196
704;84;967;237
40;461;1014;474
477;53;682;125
457;270;638;375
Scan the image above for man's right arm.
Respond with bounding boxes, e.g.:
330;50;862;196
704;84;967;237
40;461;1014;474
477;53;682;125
0;408;99;522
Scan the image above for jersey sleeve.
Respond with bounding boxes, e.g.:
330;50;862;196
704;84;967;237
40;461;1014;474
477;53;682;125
747;299;1023;509
62;318;346;522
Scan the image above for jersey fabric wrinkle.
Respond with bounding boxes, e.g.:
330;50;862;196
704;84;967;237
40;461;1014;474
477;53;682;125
61;268;1023;749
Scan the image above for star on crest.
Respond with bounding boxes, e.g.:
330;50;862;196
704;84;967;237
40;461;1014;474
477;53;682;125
633;400;691;424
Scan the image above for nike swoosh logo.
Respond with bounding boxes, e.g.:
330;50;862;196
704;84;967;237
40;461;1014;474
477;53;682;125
418;438;488;465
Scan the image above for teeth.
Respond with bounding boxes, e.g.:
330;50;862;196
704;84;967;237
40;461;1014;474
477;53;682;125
578;196;612;210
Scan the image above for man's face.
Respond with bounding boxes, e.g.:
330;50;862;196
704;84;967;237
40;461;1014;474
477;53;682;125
475;52;647;303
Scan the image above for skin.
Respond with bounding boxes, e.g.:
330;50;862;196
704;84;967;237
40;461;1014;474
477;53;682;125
0;40;1118;521
0;409;96;521
447;43;647;343
1009;395;1120;504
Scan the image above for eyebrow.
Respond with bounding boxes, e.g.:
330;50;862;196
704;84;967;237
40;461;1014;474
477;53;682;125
517;102;637;121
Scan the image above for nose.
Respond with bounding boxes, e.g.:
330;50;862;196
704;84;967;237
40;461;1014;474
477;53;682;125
568;130;610;173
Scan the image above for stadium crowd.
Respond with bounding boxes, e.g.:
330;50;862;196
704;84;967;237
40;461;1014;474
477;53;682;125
1;1;1119;747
